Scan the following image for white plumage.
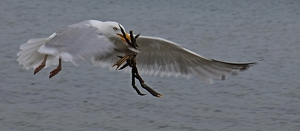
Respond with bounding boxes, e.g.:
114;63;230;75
17;33;57;69
17;20;259;83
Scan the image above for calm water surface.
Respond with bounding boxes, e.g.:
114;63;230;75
0;0;299;131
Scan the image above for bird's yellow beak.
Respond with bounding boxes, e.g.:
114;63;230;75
117;33;131;43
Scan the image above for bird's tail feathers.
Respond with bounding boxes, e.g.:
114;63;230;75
17;33;58;70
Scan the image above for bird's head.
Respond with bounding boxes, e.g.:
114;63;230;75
89;20;131;42
102;21;131;42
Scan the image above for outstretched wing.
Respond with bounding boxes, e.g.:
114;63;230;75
136;36;259;83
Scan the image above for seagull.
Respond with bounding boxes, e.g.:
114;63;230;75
17;20;261;97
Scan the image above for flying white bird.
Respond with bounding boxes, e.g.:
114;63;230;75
17;20;260;97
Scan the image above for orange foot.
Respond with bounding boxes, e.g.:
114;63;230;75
49;68;61;78
34;55;48;75
34;64;45;75
49;58;62;78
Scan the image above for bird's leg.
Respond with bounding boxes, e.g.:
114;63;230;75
34;55;48;75
132;65;162;98
131;67;146;96
112;54;130;70
49;58;62;78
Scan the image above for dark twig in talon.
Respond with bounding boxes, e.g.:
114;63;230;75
117;26;162;97
119;63;129;70
132;65;162;97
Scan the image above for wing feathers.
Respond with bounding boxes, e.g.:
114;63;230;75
17;20;259;83
135;36;258;83
38;21;116;65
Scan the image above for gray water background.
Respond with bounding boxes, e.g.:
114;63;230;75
1;0;300;130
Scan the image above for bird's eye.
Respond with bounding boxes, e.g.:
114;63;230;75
113;27;118;31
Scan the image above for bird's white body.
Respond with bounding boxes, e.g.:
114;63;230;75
17;20;258;83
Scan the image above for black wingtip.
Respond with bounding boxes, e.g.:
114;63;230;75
211;58;263;72
240;58;264;71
